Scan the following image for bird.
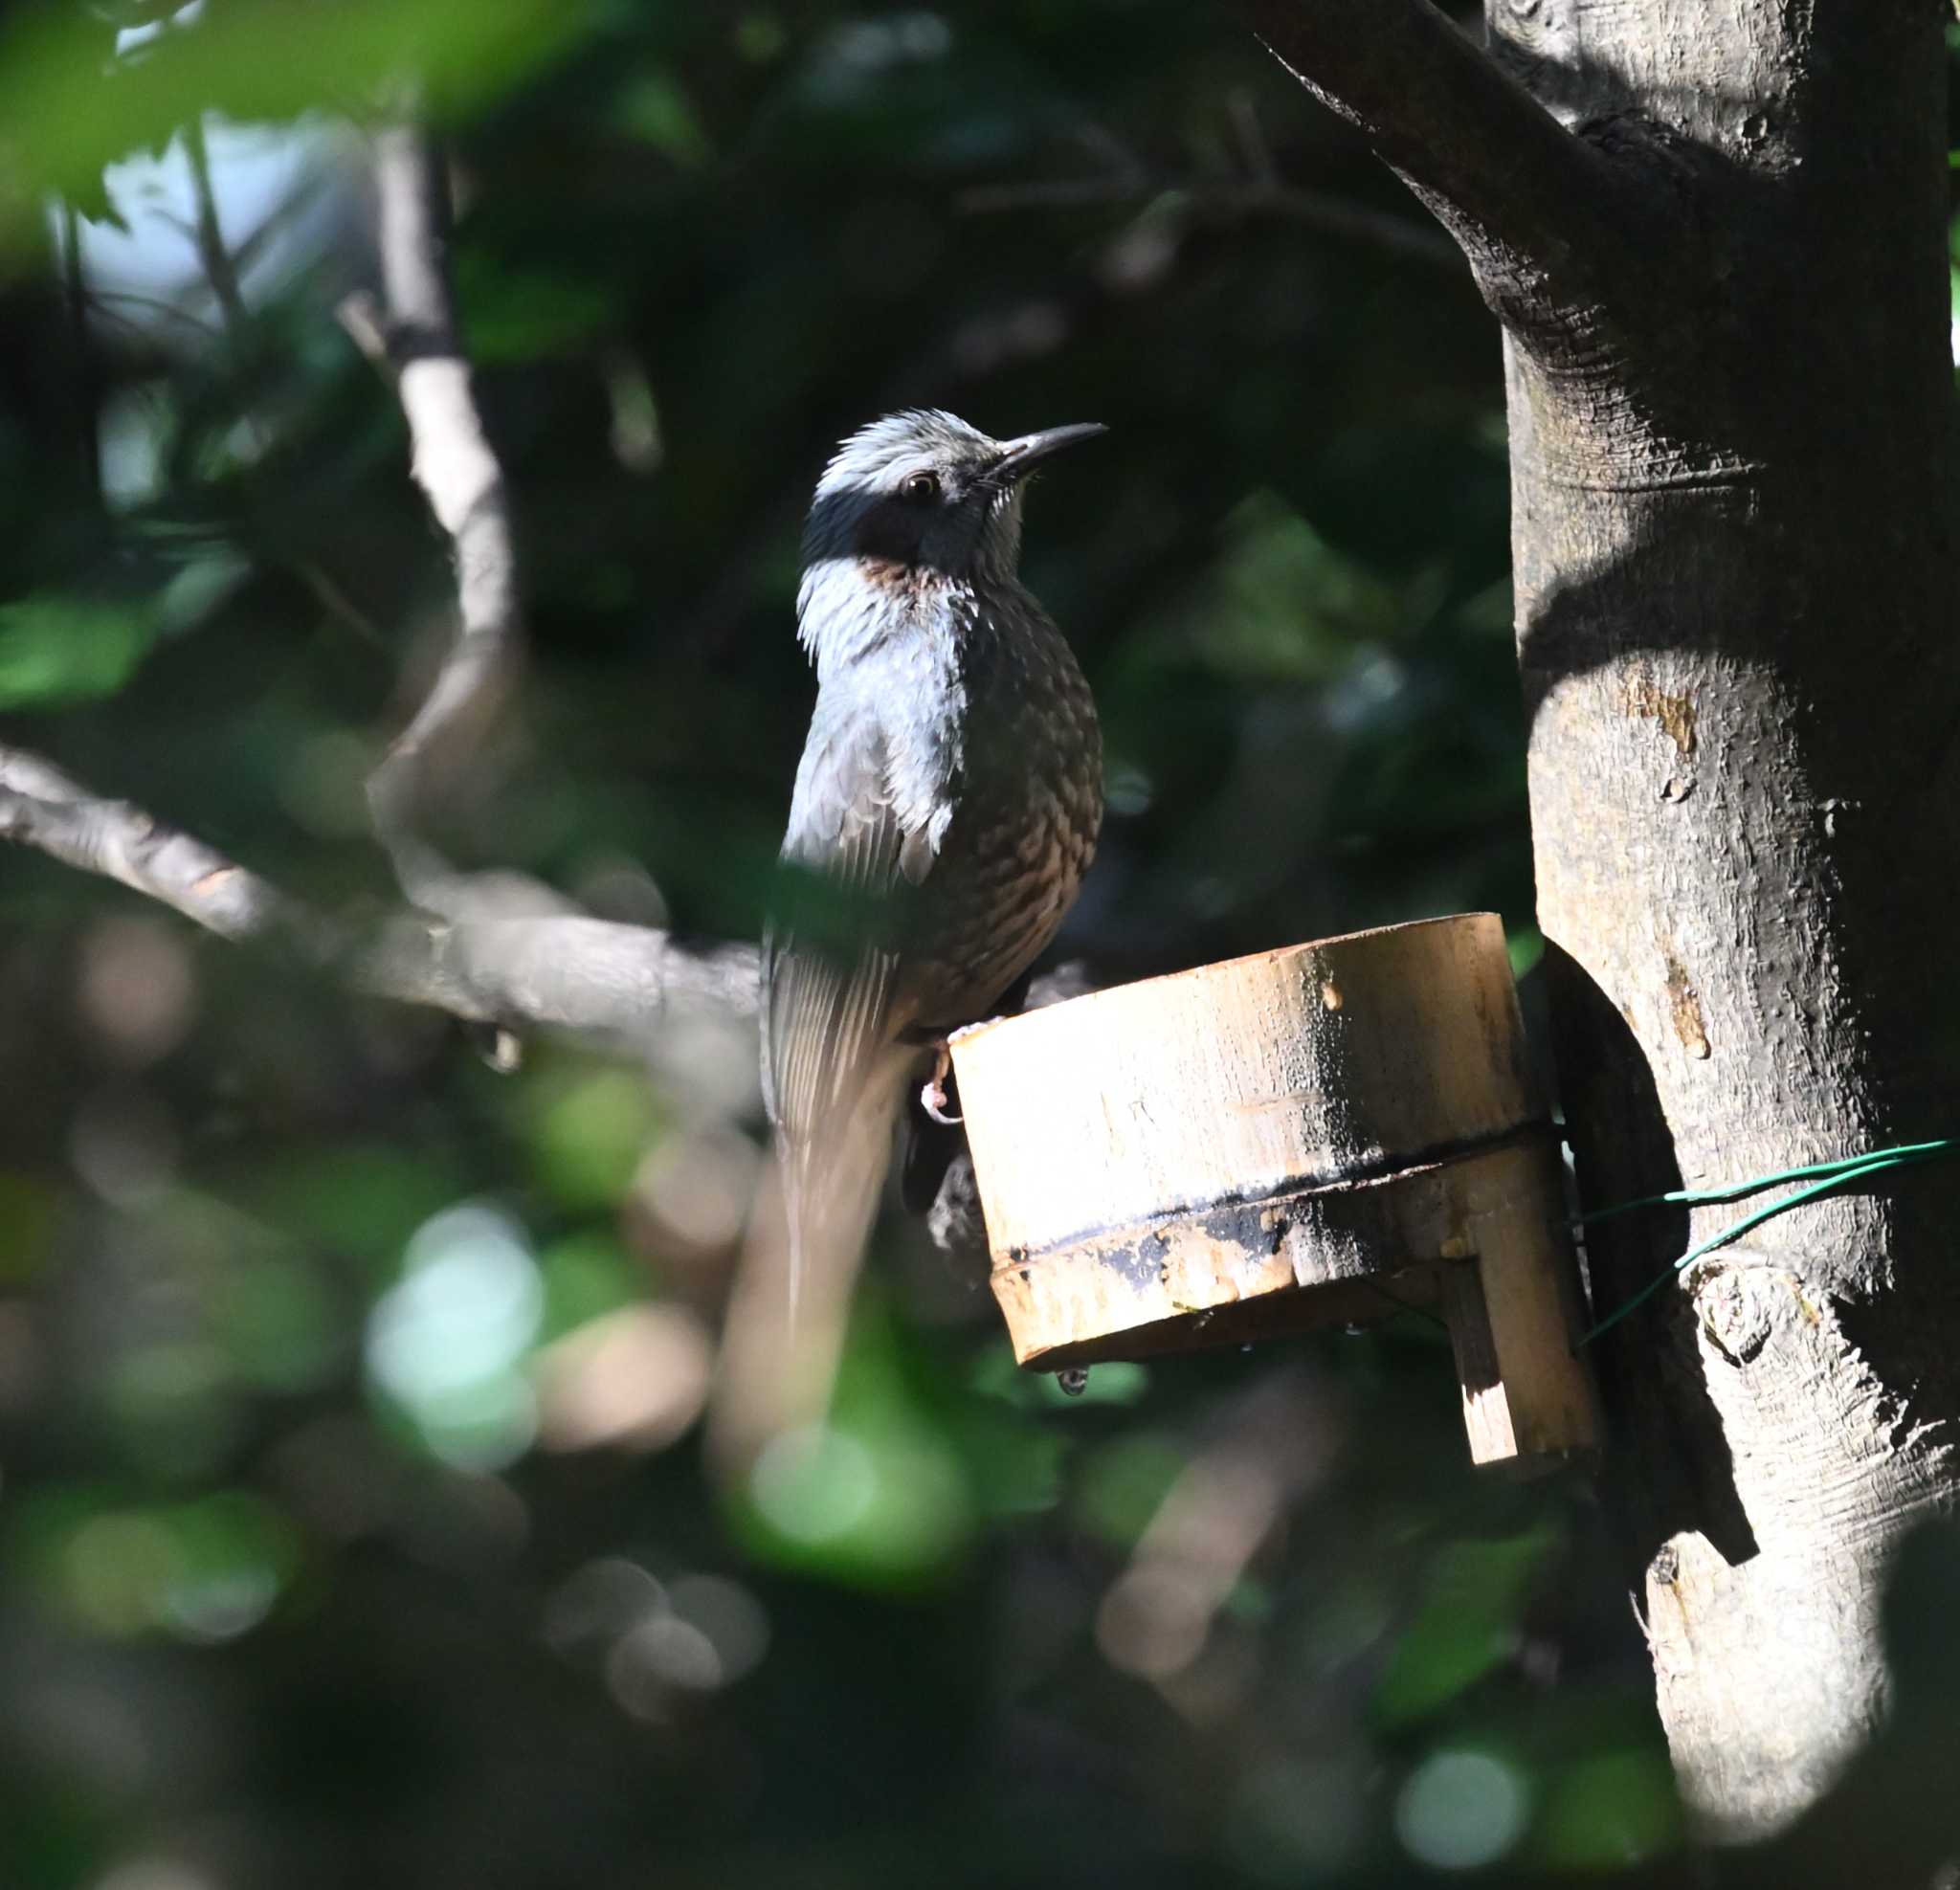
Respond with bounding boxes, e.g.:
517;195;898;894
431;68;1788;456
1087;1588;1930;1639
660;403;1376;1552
761;407;1105;1317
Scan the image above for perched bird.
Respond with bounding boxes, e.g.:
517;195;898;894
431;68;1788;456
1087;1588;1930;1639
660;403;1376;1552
762;408;1104;1312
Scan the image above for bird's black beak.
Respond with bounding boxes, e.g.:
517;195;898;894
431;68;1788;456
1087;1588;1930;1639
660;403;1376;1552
990;422;1107;485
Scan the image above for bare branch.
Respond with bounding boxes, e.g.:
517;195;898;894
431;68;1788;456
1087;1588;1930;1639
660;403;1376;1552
0;752;288;944
84;288;224;343
336;287;391;368
958;92;1459;270
367;913;761;1041
1237;0;1662;300
10;127;754;1059
59;201;101;505
958;171;1461;271
0;744;758;1048
354;121;524;920
183;112;251;335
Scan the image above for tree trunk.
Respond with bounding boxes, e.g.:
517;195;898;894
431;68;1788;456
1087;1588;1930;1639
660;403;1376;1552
1247;0;1959;1844
1497;0;1959;1840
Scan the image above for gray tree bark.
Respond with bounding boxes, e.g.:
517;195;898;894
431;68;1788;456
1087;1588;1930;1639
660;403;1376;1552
1500;1;1958;1842
1252;0;1960;1845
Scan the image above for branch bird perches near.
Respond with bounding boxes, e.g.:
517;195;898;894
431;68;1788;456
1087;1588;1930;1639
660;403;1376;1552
0;119;757;1052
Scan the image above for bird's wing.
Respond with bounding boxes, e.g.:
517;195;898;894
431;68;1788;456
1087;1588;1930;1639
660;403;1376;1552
761;709;936;1150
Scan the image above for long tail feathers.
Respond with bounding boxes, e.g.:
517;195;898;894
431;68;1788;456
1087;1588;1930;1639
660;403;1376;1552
782;1048;911;1319
709;1051;912;1478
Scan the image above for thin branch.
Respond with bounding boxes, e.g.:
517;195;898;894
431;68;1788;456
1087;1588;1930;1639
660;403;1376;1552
958;171;1461;271
0;751;284;943
85;288;225;342
366;911;761;1042
184;122;397;679
293;561;392;654
0;744;759;1046
1237;0;1661;299
337;289;390;367
183;112;251;336
8;125;752;1058
181;124;328;342
59;201;101;506
351;120;523;920
177;113;708;1053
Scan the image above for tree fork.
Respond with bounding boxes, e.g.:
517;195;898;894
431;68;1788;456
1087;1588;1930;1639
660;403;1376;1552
1249;0;1960;1840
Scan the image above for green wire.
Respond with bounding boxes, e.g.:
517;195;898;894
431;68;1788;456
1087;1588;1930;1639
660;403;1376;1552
1569;1139;1956;1228
1571;1138;1954;1349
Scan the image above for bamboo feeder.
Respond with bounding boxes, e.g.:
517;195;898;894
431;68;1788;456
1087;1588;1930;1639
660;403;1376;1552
948;914;1600;1471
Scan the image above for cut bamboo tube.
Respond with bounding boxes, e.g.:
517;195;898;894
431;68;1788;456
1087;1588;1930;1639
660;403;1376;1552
949;914;1600;1470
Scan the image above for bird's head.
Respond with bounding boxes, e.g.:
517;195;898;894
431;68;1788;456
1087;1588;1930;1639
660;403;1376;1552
799;409;1104;608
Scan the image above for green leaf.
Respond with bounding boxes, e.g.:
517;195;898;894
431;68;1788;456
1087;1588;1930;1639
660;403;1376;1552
453;250;618;362
156;546;253;634
525;1064;662;1210
0;0;598;256
1531;1748;1682;1869
87;1;189;26
612;69;712;166
0;593;152;709
1128;490;1402;686
0;1172;60;1284
64;173;131;233
1372;1523;1562;1729
14;1486;298;1641
537;1227;641;1344
247;1145;463;1279
1074;1433;1186;1548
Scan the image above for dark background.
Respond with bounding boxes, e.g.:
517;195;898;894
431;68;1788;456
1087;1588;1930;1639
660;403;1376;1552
3;3;1947;1884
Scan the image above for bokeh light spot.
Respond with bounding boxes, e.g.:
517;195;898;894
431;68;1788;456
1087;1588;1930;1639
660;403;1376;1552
366;1202;544;1470
1394;1747;1529;1871
750;1424;879;1545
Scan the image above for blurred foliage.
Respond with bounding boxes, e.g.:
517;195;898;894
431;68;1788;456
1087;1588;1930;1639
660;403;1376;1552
1;5;1953;1888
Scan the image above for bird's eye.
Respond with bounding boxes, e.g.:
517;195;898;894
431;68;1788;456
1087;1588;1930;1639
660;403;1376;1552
901;471;940;502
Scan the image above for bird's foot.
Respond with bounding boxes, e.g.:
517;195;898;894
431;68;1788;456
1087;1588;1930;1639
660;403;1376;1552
920;1041;962;1125
919;1013;1020;1124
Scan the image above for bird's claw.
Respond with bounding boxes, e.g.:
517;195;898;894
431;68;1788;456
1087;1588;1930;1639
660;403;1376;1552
920;1015;1020;1123
920;1042;962;1125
